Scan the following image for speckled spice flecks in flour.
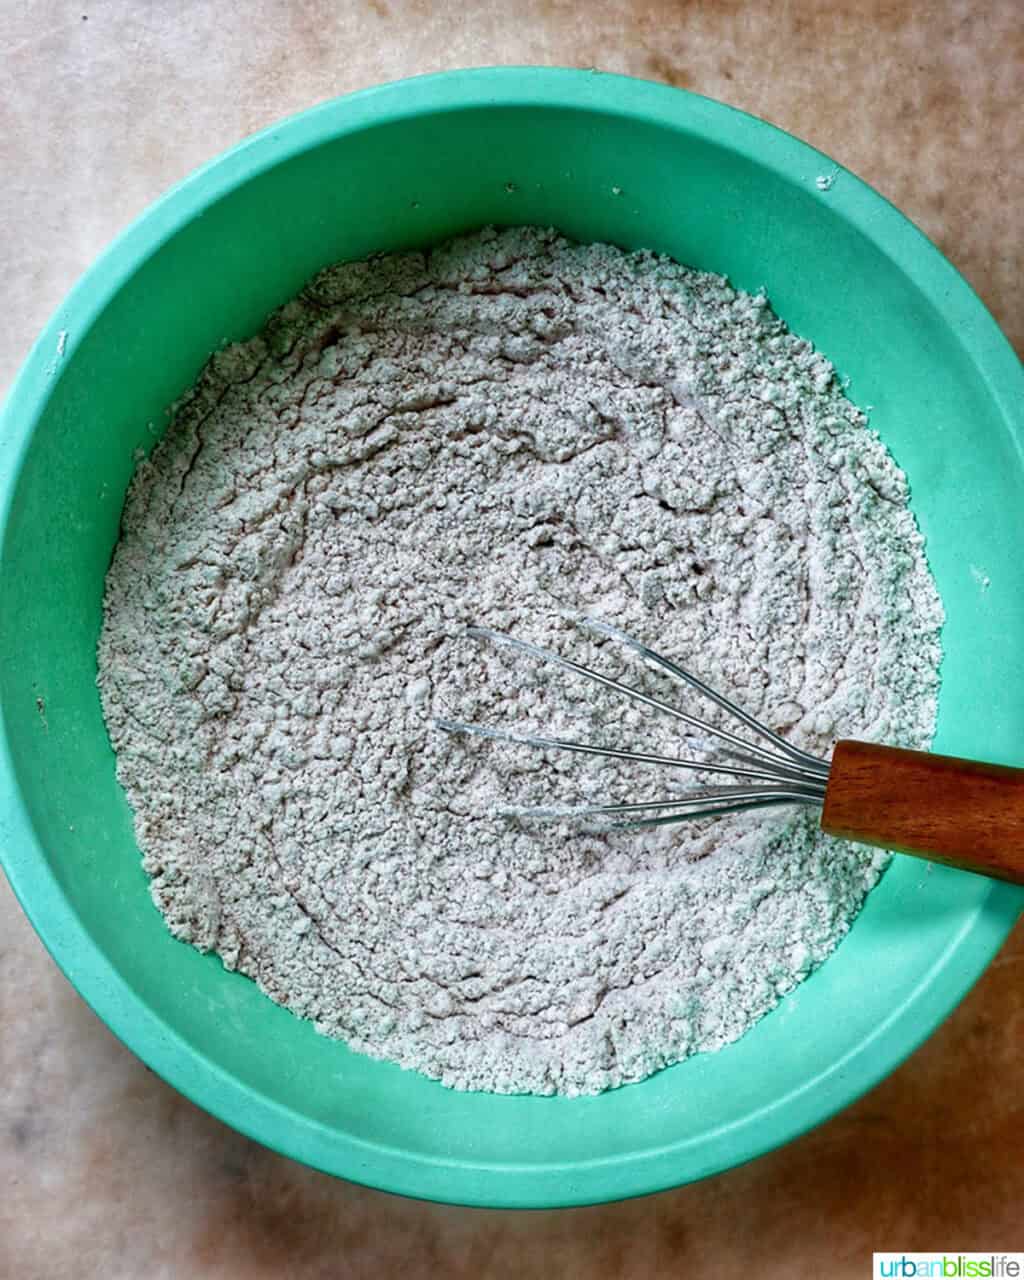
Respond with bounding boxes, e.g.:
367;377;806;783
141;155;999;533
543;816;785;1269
97;227;943;1096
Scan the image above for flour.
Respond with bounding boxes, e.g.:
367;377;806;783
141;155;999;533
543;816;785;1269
97;226;943;1096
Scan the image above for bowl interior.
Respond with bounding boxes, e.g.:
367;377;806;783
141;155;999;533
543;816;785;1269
1;71;1022;1207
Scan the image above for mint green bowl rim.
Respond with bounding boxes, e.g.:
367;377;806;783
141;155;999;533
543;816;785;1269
1;68;1021;1206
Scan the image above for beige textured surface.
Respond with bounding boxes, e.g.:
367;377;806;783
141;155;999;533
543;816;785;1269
1;2;1022;1276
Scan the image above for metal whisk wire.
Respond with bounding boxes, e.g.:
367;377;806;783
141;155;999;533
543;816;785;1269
435;622;831;827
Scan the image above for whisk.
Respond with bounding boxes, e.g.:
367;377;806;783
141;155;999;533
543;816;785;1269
436;621;1024;885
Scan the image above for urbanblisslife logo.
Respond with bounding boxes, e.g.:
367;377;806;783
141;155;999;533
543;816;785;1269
873;1257;1023;1278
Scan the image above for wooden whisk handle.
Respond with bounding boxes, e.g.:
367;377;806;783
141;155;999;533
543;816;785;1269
821;740;1024;885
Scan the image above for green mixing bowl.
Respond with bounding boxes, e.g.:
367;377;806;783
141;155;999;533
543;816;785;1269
1;68;1022;1208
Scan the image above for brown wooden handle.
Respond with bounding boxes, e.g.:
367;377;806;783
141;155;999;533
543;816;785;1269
821;739;1024;884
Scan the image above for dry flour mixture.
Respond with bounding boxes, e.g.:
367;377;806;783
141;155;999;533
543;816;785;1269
98;227;943;1095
